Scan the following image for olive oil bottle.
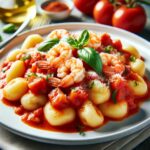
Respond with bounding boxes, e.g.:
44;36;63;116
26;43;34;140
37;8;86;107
0;0;36;24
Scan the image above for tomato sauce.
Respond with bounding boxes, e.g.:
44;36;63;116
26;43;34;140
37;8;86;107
42;1;69;12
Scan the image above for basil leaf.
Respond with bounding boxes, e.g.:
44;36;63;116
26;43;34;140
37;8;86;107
78;30;89;47
112;90;117;104
3;24;17;33
37;38;59;52
67;38;79;49
78;47;102;75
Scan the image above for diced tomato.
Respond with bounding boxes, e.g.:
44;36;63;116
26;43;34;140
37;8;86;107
48;88;70;110
22;108;43;124
14;105;25;115
31;63;37;73
69;88;88;108
28;77;47;94
72;49;78;57
0;80;6;89
113;40;122;51
101;33;113;47
111;77;136;110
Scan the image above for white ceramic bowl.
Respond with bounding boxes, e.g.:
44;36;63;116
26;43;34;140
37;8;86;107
39;0;73;20
0;23;150;145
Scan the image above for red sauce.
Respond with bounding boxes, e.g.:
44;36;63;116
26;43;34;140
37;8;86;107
42;1;69;12
1;32;150;134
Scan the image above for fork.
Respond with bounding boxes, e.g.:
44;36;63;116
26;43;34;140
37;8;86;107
30;14;51;29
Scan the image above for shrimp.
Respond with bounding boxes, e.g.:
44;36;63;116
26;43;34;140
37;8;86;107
47;41;73;68
57;57;85;87
100;52;125;76
87;31;101;49
47;29;70;40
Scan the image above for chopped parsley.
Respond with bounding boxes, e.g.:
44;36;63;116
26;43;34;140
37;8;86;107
129;55;136;62
21;54;31;61
27;72;37;77
104;45;114;53
88;81;95;89
112;90;117;104
134;81;139;87
1;68;6;73
46;73;54;81
76;125;86;136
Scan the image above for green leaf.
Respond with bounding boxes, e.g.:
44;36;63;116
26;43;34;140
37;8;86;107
67;30;90;49
67;38;79;49
3;24;17;33
78;30;89;47
46;73;54;81
78;47;103;75
37;38;59;52
0;35;3;42
112;90;117;104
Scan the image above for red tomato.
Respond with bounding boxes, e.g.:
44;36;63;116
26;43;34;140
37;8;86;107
101;33;113;46
112;5;146;33
69;88;88;108
93;0;114;25
74;0;99;16
48;88;70;110
28;77;47;94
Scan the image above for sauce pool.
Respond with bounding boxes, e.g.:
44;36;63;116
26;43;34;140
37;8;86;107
42;1;69;12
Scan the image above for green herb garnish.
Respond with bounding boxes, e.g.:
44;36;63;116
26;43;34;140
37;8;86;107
46;73;54;81
21;54;31;61
78;47;103;75
112;90;117;104
37;38;59;52
67;30;89;49
3;24;17;33
134;81;139;86
88;81;95;89
130;55;136;62
104;45;114;53
1;68;6;73
27;72;37;77
76;125;86;136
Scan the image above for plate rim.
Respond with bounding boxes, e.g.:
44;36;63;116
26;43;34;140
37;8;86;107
0;22;150;145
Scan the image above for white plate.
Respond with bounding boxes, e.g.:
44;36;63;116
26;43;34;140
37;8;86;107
0;23;150;145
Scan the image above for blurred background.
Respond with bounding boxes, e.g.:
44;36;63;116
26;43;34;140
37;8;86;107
0;0;150;45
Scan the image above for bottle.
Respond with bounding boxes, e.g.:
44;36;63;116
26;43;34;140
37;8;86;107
0;0;36;24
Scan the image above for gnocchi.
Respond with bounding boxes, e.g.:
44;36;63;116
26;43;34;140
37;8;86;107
128;74;148;96
21;92;47;111
7;49;22;61
21;34;43;49
44;102;75;126
0;30;149;133
6;60;26;82
99;101;128;119
78;100;104;127
3;78;28;101
130;58;145;76
88;80;110;104
123;45;140;58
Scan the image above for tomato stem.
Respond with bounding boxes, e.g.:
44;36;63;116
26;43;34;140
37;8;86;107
137;0;150;6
